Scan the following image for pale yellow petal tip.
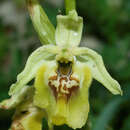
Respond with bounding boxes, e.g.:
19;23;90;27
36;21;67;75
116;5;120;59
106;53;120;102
115;89;123;96
112;87;123;96
115;83;123;96
116;82;123;96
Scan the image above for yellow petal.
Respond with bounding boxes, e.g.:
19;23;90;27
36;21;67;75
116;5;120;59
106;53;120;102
52;97;67;125
21;109;44;130
33;61;57;109
66;62;92;129
33;61;58;122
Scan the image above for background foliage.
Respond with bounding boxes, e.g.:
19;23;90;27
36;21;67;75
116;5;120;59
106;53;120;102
0;0;130;129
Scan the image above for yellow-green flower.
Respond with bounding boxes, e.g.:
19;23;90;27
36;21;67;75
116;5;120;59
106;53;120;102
0;0;122;129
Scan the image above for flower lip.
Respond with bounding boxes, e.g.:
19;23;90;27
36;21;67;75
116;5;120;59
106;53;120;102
48;61;79;101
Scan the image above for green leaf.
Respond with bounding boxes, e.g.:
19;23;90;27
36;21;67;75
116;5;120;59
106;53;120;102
92;97;123;130
121;116;130;130
26;0;56;45
91;85;130;130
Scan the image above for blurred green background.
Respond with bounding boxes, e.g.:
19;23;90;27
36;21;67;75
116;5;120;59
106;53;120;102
0;0;130;130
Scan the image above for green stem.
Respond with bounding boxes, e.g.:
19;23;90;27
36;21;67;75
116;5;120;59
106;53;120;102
65;0;76;15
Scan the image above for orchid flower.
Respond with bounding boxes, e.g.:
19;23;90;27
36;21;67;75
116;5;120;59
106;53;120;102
0;0;122;129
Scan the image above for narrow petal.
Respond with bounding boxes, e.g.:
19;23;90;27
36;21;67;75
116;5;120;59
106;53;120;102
55;10;83;47
9;45;57;96
26;0;56;45
75;47;122;95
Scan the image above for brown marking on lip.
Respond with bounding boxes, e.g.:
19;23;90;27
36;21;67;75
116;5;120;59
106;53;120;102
63;84;67;91
48;74;79;102
48;61;80;102
67;86;79;101
59;77;68;82
70;76;79;83
49;75;58;80
49;81;58;99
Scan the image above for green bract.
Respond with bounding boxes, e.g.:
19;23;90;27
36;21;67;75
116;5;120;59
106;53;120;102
0;0;122;130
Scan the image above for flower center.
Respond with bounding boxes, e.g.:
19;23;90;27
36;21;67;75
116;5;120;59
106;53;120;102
48;62;79;101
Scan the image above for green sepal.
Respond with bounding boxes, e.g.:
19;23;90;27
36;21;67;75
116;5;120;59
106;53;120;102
75;47;122;95
55;10;83;47
26;0;56;45
9;45;57;96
